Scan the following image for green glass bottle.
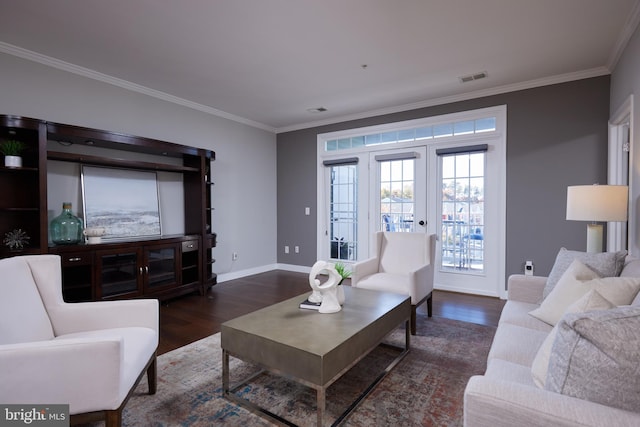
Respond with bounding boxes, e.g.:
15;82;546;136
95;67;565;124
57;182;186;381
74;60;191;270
50;202;83;245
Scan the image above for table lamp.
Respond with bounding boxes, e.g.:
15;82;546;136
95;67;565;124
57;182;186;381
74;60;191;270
566;184;628;252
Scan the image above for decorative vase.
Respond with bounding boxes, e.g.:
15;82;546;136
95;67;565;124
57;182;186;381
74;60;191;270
337;281;345;305
50;202;83;245
4;155;22;168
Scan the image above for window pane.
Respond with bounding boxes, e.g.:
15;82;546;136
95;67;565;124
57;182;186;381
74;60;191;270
338;138;351;150
326;140;337;151
454;120;474;135
455;154;470;177
398;129;415;142
381;131;398;143
351;136;365;148
442;156;455;179
330;165;357;260
475;117;496;132
434;123;453;138
440;152;485;273
415;126;433;140
469;152;484;176
380;158;415;232
365;134;381;145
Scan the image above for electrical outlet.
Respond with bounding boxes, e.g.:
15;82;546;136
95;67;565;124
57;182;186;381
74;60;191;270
232;252;238;261
284;246;289;254
295;246;299;253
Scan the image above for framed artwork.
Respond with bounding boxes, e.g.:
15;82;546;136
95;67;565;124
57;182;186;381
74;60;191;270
81;166;161;239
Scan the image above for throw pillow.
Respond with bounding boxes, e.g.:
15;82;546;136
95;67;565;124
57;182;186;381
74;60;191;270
530;290;614;388
543;248;627;299
529;259;600;325
545;306;640;412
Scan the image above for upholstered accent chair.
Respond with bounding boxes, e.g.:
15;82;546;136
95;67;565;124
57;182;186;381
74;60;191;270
0;255;158;427
351;232;436;334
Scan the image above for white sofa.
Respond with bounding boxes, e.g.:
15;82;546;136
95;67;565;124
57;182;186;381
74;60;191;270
464;266;640;427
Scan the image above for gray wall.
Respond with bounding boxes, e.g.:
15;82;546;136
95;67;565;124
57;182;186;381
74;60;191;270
611;23;640;257
0;52;278;281
277;76;611;283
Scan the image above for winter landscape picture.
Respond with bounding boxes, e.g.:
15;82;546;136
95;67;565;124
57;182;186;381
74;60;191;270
82;166;161;239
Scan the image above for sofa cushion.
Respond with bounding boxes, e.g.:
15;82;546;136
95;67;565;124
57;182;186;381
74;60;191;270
486;358;536;387
499;300;552;332
530;290;614;388
0;257;55;345
620;257;640;278
543;248;626;299
530;259;640;326
545;306;640;412
487;323;548;367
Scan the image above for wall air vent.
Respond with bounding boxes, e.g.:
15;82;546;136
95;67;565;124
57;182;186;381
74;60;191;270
459;71;488;83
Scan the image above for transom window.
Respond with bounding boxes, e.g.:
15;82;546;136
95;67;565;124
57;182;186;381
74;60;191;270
325;116;496;152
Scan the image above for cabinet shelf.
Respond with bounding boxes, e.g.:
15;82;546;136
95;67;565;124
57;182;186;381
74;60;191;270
0;166;39;173
48;151;200;173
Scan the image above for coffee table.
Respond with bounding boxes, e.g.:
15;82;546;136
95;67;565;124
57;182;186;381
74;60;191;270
221;286;411;426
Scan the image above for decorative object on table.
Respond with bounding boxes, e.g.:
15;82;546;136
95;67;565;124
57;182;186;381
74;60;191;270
566;184;628;253
50;202;83;245
3;228;30;250
0;139;26;168
303;260;343;313
82;166;161;239
334;261;351;305
83;226;106;244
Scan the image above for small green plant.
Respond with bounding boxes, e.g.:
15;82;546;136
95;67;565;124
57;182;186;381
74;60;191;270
334;262;352;281
0;139;26;156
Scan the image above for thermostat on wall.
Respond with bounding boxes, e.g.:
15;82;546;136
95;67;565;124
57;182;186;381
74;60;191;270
525;261;534;276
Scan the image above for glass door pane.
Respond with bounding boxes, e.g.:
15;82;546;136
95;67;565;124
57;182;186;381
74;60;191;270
329;164;357;261
440;152;485;273
379;158;416;232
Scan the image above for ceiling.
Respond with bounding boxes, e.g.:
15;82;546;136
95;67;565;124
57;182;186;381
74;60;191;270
1;0;639;133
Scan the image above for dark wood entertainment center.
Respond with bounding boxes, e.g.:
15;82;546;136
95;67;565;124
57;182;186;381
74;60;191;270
0;114;216;302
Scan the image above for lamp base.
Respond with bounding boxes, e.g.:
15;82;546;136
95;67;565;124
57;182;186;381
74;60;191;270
586;223;603;253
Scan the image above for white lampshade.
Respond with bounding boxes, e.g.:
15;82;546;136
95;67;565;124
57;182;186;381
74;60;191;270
566;185;628;222
566;185;628;253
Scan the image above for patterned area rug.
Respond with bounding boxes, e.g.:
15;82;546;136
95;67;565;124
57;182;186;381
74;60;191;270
122;316;496;426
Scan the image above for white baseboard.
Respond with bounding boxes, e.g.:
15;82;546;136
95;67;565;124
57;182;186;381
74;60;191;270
216;263;311;283
434;283;501;298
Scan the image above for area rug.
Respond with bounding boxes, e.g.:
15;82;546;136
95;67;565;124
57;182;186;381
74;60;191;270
121;316;496;426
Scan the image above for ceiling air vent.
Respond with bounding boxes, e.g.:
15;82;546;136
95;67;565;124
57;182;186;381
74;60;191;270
459;71;488;83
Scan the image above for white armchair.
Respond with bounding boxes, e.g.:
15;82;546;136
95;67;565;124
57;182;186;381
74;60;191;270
352;232;436;335
0;255;159;427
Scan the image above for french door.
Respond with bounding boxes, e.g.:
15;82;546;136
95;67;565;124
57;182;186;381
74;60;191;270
318;106;506;297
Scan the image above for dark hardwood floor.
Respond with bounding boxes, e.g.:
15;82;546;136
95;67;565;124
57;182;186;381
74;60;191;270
158;270;505;355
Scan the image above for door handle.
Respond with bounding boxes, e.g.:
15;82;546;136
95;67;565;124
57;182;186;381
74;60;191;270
418;220;426;226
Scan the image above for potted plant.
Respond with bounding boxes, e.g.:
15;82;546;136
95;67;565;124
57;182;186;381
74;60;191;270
334;262;352;285
0;139;26;168
334;262;351;305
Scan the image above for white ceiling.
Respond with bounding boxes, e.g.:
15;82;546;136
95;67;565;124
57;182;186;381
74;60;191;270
1;0;639;133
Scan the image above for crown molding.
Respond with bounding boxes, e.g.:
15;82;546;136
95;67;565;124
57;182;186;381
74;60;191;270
276;67;611;133
0;41;614;136
0;42;277;133
607;0;640;70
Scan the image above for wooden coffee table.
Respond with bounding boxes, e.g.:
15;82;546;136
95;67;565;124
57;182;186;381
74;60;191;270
221;286;411;426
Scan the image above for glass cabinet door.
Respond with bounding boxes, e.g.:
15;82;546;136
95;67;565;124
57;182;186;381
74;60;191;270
97;249;141;299
145;244;177;291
